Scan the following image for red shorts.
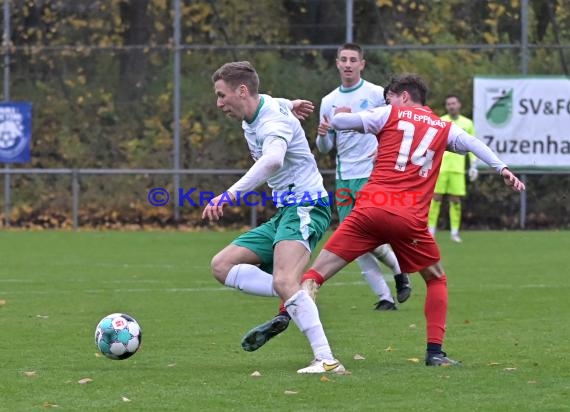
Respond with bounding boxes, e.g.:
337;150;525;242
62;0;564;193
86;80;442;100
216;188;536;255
324;207;440;273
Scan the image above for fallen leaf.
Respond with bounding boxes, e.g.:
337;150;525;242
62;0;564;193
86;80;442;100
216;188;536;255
0;299;6;306
353;354;365;360
488;362;500;366
94;353;102;358
121;396;131;402
384;346;394;352
250;371;262;377
408;324;416;329
503;368;517;372
407;358;420;363
464;319;471;324
167;363;176;367
42;401;59;408
36;315;49;319
78;378;93;384
320;375;330;382
527;380;537;384
284;390;298;395
24;371;37;377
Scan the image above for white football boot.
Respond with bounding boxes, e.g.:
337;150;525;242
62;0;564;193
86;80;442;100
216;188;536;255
297;358;346;374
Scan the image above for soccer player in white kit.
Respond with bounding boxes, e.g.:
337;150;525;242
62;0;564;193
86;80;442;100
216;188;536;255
204;61;345;374
316;43;412;310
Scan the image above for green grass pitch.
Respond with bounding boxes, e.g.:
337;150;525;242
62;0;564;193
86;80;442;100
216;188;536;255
0;230;568;411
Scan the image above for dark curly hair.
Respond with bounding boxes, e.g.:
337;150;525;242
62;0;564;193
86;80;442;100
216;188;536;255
384;73;428;105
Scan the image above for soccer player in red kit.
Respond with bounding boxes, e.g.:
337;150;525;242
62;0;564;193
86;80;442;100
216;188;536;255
300;73;526;366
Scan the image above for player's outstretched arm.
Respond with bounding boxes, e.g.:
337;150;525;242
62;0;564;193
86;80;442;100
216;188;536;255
316;114;334;153
275;98;315;121
202;192;236;221
330;112;365;132
202;138;287;222
290;99;314;121
448;124;525;193
500;168;526;192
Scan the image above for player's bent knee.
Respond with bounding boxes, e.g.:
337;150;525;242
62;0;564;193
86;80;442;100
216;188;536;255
271;275;294;298
373;244;390;258
419;263;445;281
271;276;286;295
210;252;230;284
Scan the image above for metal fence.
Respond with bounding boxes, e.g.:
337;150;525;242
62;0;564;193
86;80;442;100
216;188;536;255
1;0;569;229
0;167;567;230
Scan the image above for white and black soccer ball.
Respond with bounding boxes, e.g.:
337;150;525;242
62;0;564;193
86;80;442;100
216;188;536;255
94;313;142;360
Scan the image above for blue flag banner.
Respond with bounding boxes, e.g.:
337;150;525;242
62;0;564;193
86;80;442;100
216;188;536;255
0;102;32;163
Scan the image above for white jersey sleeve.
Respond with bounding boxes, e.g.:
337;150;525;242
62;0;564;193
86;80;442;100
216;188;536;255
227;137;287;196
274;98;293;110
357;106;393;135
316;133;334;153
315;97;335;153
330;112;365;132
447;123;507;173
241;95;326;206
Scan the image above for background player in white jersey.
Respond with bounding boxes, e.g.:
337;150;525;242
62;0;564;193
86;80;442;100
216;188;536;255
316;43;411;309
204;61;344;374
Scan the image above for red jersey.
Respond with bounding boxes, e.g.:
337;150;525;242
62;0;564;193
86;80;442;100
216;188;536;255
356;105;452;224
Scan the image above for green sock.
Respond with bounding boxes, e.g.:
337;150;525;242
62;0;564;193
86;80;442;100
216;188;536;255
428;199;441;229
450;201;461;233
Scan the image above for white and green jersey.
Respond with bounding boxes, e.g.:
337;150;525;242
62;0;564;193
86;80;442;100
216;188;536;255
317;79;385;180
242;94;326;207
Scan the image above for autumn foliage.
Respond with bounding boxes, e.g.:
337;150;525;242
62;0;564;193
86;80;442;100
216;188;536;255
2;0;569;228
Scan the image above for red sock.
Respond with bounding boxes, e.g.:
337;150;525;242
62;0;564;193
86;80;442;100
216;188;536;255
424;275;447;345
276;270;325;315
301;269;325;286
278;301;286;314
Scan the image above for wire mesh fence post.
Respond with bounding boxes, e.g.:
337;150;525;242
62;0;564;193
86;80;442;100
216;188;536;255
72;169;79;230
172;0;182;222
3;0;11;227
520;174;527;229
519;0;529;229
250;207;257;228
345;0;353;43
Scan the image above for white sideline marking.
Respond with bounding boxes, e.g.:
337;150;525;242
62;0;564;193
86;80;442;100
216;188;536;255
0;280;562;295
92;263;178;269
0;280;368;294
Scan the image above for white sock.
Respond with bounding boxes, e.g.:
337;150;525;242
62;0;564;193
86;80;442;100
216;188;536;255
356;253;394;302
372;244;402;275
428;226;436;235
285;290;333;361
224;264;278;297
451;228;459;236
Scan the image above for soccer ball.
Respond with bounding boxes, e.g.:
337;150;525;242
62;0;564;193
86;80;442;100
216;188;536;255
94;313;142;360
